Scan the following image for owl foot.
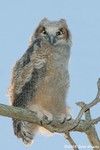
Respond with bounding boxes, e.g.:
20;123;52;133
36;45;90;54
30;105;53;125
38;110;53;125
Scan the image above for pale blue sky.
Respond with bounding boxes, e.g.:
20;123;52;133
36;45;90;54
0;0;100;150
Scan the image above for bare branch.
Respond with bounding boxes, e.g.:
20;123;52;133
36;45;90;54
84;108;100;149
64;79;100;133
91;117;100;125
65;133;79;150
0;79;100;149
96;78;100;98
63;79;100;149
64;98;100;132
0;103;99;134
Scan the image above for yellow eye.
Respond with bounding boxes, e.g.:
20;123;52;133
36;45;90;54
41;27;48;35
56;30;63;36
42;30;47;34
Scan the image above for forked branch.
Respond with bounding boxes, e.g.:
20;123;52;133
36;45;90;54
0;79;100;149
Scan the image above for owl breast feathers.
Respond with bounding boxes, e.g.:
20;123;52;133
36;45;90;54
9;18;72;145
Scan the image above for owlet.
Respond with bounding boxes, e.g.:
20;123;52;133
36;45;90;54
9;18;72;145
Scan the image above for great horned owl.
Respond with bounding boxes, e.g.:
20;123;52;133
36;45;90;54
9;18;72;145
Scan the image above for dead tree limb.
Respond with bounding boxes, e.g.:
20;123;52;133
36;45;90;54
0;79;100;149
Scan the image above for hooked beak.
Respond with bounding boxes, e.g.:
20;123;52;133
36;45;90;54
49;35;56;45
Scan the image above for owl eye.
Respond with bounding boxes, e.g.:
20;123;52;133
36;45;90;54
56;29;63;36
41;27;48;35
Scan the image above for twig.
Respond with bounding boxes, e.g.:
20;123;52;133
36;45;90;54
90;117;100;125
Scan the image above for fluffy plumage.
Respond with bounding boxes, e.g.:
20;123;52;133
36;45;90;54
9;18;72;145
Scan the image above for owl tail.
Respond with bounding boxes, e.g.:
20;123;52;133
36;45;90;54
13;119;38;146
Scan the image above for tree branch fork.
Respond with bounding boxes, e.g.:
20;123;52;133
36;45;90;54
0;98;99;133
0;79;100;149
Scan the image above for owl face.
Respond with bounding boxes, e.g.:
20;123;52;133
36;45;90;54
35;18;70;46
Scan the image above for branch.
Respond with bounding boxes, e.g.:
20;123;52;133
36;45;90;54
64;78;100;132
91;117;100;125
0;80;100;133
84;108;100;149
0;79;100;149
0;101;99;133
63;79;100;149
64;98;100;132
65;133;79;150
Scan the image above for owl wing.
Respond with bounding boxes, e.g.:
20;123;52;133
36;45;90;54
9;38;46;108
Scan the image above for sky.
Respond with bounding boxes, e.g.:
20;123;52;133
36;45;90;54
0;0;100;150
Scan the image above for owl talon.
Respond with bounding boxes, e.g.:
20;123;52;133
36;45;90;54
43;116;52;125
60;116;66;124
39;114;53;125
39;119;52;125
46;120;52;125
40;120;43;125
66;115;72;121
58;114;72;124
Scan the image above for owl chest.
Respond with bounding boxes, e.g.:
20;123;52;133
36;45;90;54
34;68;69;104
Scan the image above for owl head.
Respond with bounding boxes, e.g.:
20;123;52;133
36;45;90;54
30;18;71;46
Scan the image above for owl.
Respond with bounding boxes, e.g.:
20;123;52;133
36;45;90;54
9;18;72;145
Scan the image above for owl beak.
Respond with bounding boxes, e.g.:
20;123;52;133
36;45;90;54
49;35;56;45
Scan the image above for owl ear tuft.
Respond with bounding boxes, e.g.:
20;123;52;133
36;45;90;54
59;19;66;24
40;18;48;24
